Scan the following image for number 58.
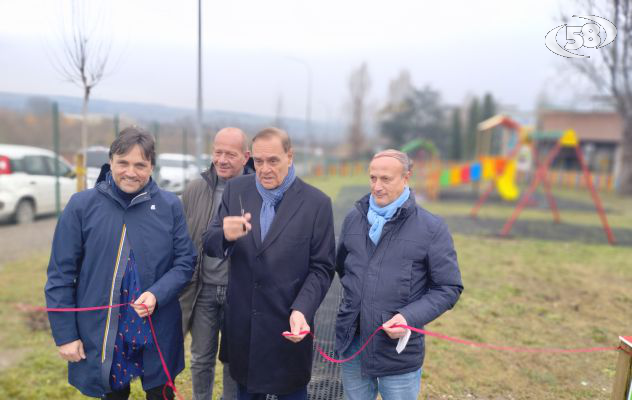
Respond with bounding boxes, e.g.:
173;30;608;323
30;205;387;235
565;23;601;50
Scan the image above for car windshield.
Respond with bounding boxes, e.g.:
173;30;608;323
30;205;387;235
86;151;110;168
159;159;191;168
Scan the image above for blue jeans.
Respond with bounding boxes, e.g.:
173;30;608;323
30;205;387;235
341;335;422;400
190;283;237;400
237;384;307;400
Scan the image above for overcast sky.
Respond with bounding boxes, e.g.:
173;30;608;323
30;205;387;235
0;0;582;123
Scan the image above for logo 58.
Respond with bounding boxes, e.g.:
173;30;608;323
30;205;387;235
545;15;617;58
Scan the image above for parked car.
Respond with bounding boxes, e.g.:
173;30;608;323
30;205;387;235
85;146;110;189
0;144;76;224
157;153;199;194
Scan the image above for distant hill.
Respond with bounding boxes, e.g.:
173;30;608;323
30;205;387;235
0;91;340;140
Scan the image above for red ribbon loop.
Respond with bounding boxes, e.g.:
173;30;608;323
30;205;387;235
43;303;182;400
36;304;624;399
283;324;618;363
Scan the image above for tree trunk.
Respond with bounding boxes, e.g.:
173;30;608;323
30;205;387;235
81;93;88;151
350;97;364;159
618;117;632;195
79;89;89;191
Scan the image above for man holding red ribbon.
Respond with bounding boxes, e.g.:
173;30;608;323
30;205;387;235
45;127;196;399
335;149;463;400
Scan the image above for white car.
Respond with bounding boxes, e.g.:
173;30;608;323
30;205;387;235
85;146;110;189
157;153;199;194
0;144;76;224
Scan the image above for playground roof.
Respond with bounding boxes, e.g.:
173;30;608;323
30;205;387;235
400;138;438;155
477;115;521;132
539;110;622;143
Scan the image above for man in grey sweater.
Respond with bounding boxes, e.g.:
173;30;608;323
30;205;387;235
180;127;254;400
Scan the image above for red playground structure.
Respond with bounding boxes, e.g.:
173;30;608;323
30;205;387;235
498;129;616;245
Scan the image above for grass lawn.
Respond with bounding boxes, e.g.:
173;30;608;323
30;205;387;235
304;173;369;200
421;234;631;399
1;175;631;399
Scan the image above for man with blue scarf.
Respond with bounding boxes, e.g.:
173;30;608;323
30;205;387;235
335;150;463;400
203;127;335;400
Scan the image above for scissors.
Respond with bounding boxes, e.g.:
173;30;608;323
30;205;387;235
239;195;247;232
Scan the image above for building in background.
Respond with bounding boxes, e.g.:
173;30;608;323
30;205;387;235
537;110;623;186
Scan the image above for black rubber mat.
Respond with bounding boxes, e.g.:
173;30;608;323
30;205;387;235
307;276;344;400
266;186;365;399
265;277;344;400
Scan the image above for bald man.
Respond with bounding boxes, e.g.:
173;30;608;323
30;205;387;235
180;127;254;400
335;150;463;400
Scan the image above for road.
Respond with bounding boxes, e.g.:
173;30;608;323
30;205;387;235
0;217;57;269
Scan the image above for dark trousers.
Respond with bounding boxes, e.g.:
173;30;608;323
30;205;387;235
237;384;307;400
103;384;174;400
190;283;237;400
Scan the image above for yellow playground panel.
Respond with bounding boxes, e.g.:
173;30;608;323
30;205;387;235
419;115;529;201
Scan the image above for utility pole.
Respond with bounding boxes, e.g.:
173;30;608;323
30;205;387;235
113;114;119;138
195;0;203;169
285;56;312;148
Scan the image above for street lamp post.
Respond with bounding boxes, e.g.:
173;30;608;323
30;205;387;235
285;56;312;149
195;0;203;168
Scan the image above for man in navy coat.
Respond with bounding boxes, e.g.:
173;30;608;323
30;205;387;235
203;127;335;400
45;127;196;399
335;149;463;400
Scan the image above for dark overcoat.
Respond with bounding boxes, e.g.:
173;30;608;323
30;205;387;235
203;174;335;395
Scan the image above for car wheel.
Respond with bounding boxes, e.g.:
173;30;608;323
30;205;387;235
14;199;35;224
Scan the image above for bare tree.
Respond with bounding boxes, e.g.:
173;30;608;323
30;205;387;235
348;63;371;159
52;0;111;188
385;70;414;111
564;0;632;194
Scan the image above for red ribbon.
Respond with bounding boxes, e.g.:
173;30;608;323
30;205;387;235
32;304;623;399
283;324;618;363
42;303;182;400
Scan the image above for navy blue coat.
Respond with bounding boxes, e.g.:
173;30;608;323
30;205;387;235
203;174;335;395
335;192;463;377
45;175;196;397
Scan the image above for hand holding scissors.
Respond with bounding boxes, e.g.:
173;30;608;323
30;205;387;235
223;195;252;241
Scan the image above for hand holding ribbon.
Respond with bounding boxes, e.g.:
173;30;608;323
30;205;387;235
283;309;310;343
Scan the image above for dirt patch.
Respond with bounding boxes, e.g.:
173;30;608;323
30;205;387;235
0;347;27;371
14;304;50;332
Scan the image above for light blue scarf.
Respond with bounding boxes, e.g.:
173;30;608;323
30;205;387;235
367;186;410;245
255;164;297;241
